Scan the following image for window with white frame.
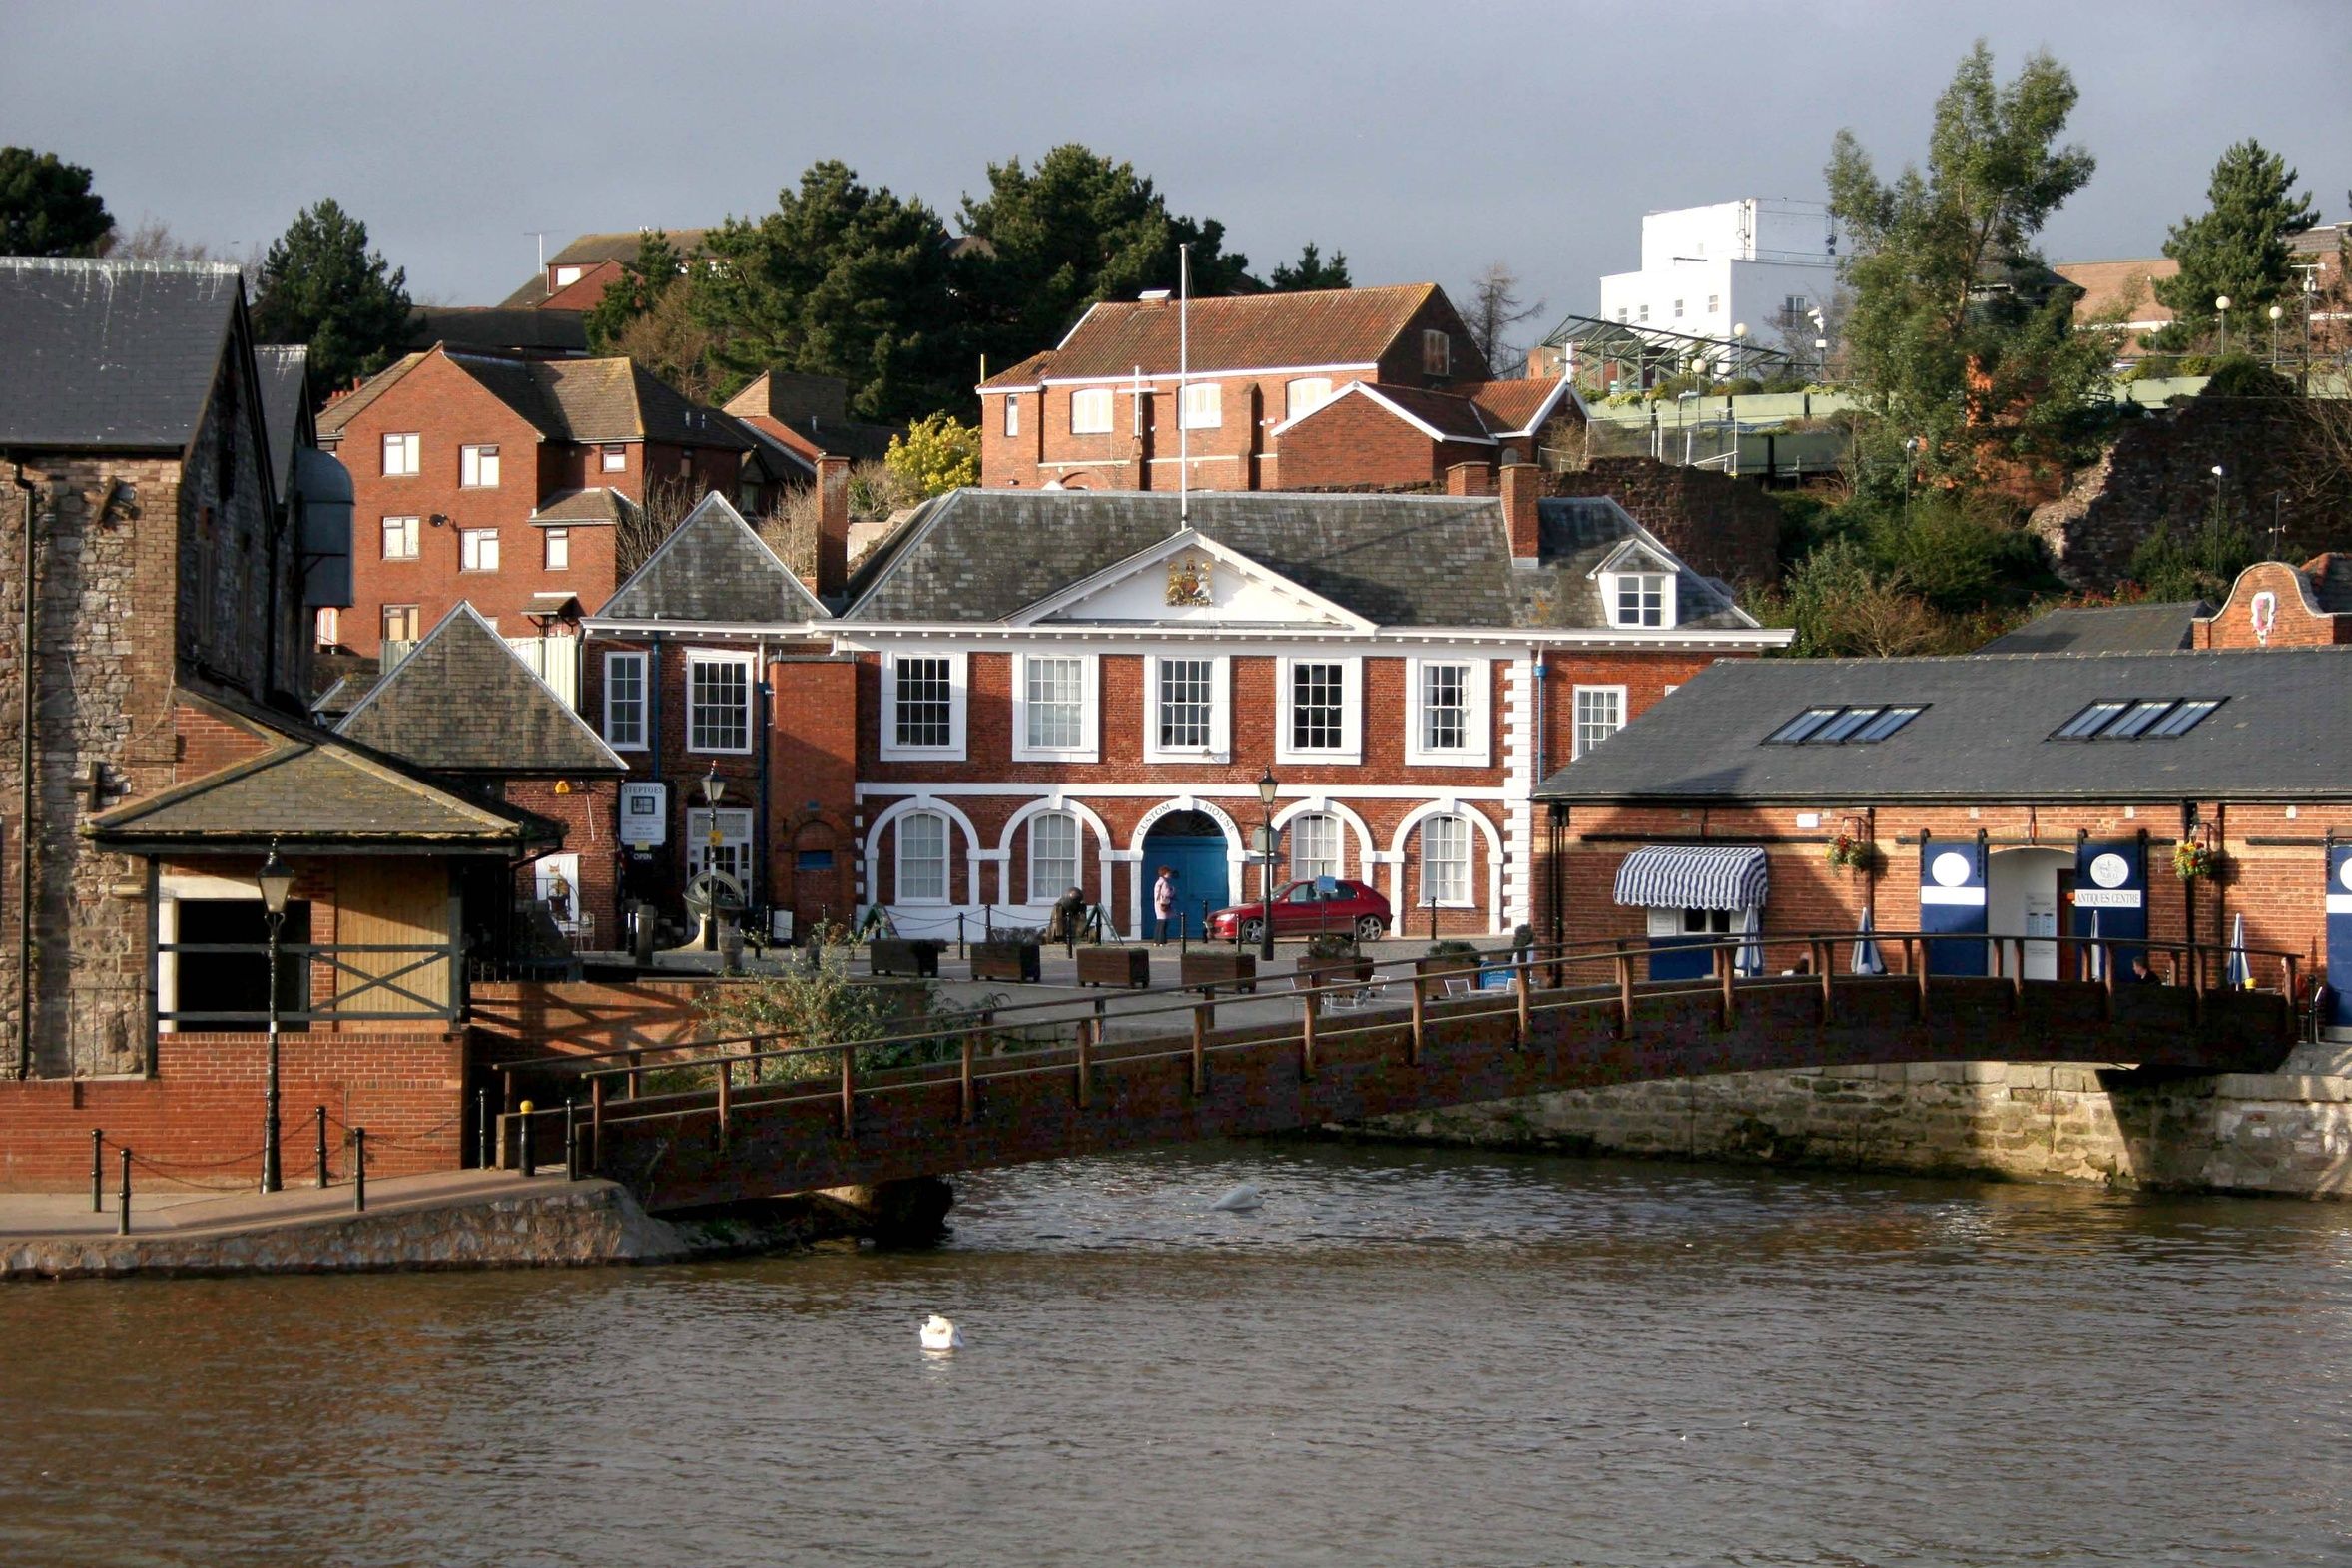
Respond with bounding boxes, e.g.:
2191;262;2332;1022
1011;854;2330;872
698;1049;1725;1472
1289;813;1342;881
1028;811;1078;901
1157;657;1213;750
544;528;570;570
460;529;500;572
1421;662;1470;751
883;653;962;758
314;607;340;649
1003;395;1019;437
1291;662;1345;751
1179;382;1221;429
1573;686;1624;759
552;264;584;288
1608;571;1673;628
1421;329;1451;375
1406;657;1489;766
603;652;646;749
1673;298;1685;319
381;515;418;560
1015;653;1094;759
1420;814;1470;905
1070;387;1114;434
382;432;419;476
688;653;754;753
460;443;500;488
381;604;419;644
896;811;948;903
600;444;627;473
1285;378;1333;421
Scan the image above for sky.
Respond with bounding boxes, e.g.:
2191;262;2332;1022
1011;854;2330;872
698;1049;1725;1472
8;0;2349;335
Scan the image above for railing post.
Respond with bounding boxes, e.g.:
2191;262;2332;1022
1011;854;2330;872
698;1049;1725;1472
2191;943;2207;1025
590;1075;606;1169
1718;945;1735;1029
1408;972;1426;1066
839;1046;856;1141
1075;1016;1094;1108
1300;984;1318;1083
316;1105;329;1189
1514;958;1532;1047
1190;1002;1208;1095
2009;938;2024;1011
1615;950;1634;1038
1815;939;1832;1023
501;1069;516;1115
116;1147;130;1236
476;1088;491;1170
2286;954;2302;1044
627;1049;643;1100
1914;941;1930;1021
565;1100;581;1181
2101;944;2116;1021
91;1128;103;1214
352;1127;366;1213
716;1056;733;1146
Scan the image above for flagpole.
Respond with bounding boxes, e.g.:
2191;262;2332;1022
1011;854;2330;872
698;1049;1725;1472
1178;242;1191;524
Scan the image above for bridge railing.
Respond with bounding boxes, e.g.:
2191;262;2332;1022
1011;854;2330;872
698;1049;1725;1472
494;929;2303;1172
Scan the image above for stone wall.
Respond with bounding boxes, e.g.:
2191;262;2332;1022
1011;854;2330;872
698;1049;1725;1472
1357;1041;2352;1198
1544;457;1782;587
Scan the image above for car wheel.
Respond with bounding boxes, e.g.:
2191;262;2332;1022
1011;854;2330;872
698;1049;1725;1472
1355;915;1387;942
1239;917;1266;945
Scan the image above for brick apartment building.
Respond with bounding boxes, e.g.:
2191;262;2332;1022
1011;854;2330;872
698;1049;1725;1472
579;468;1786;946
314;345;791;659
976;283;1583;494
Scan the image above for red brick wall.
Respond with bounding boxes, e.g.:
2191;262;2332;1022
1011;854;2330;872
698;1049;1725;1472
505;780;621;940
0;1028;465;1189
2192;561;2352;648
1271;392;1493;489
1544;457;1783;587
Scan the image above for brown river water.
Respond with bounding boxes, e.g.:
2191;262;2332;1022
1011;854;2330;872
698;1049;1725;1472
3;1141;2350;1567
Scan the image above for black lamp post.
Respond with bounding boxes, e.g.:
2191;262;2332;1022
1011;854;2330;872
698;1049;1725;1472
700;763;728;951
1255;767;1279;962
255;838;294;1194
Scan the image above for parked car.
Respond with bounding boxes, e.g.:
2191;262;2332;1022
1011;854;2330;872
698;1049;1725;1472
1207;878;1391;943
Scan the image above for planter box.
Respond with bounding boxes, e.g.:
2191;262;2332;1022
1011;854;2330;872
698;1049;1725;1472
1181;951;1257;993
1295;956;1374;989
972;940;1041;984
1076;946;1151;989
869;937;943;978
1415;953;1484;981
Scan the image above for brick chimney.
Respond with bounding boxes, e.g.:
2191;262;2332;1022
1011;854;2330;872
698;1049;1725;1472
814;454;850;601
1499;459;1542;561
1444;459;1496;497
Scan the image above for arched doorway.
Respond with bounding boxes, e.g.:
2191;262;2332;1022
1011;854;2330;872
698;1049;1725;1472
1141;809;1227;939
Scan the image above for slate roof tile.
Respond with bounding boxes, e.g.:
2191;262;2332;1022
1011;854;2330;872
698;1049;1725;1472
336;605;626;776
597;494;832;624
0;259;243;448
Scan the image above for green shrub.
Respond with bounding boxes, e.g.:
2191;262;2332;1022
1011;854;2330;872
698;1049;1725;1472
2200;357;2295;398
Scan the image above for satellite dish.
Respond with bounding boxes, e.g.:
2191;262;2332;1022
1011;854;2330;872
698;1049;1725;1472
684;869;746;918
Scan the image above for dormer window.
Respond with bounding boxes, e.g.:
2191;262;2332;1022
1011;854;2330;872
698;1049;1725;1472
552;265;584;288
1610;571;1673;629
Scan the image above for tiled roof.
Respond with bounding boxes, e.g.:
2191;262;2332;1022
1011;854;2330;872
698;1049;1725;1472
497;228;715;307
840;489;1753;633
1977;601;2204;655
531;487;641;527
1462;378;1574;435
314;352;426;437
1367;384;1496;442
1002;284;1463;383
2053;259;2178;324
596;494;833;624
975;351;1053;391
317;349;749;450
0;259;243;449
336;605;625;777
1535;649;2352;804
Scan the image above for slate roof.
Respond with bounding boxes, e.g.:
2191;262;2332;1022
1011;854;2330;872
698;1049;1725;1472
336;605;626;777
1534;649;2352;805
316;349;750;450
87;688;553;851
253;344;309;494
1977;601;2204;655
595;494;833;624
0;259;242;449
839;490;1755;633
408;305;588;355
981;284;1472;385
531;487;641;527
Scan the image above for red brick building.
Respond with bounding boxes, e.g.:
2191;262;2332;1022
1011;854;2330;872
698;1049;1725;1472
582;470;1785;945
2193;557;2352;648
499;228;714;313
314;345;784;659
976;282;1583;494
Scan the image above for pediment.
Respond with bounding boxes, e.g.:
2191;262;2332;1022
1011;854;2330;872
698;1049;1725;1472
1014;529;1373;630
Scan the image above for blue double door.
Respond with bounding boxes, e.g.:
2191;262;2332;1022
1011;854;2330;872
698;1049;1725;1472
1143;825;1230;940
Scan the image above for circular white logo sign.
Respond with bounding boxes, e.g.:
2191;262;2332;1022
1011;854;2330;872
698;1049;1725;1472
2089;853;2130;889
1931;851;1973;888
2339;859;2352;894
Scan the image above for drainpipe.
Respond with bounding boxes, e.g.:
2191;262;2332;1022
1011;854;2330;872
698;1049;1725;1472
9;457;36;1079
756;641;772;924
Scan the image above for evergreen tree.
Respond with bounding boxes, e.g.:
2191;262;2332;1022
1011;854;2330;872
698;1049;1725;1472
1826;41;2103;487
1269;242;1351;292
0;146;112;257
582;229;689;352
251;199;412;398
2147;139;2319;351
693;161;966;421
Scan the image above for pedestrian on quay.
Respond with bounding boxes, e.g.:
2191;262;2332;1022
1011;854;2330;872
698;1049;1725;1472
1153;866;1177;946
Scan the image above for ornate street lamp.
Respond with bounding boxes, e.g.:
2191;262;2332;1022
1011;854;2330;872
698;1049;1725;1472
702;760;727;809
255;839;294;1194
1256;767;1280;962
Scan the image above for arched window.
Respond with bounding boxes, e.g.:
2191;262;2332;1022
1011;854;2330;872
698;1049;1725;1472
1285;377;1333;420
896;811;949;903
1419;814;1471;906
1289;813;1342;882
1028;811;1079;902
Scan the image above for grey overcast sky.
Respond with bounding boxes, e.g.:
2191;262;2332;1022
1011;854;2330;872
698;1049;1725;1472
8;0;2348;330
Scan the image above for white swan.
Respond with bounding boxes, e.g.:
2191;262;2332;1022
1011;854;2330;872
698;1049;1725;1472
919;1314;963;1351
1211;1182;1264;1212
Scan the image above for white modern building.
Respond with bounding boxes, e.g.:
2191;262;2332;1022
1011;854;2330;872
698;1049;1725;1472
1598;199;1840;358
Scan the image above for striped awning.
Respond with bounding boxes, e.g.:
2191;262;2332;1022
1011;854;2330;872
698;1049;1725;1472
1612;845;1769;911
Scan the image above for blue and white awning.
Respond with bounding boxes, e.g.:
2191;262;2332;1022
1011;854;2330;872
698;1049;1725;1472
1613;845;1769;911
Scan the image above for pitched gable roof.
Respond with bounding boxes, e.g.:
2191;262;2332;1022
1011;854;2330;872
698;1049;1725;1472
0;259;245;449
498;228;717;307
594;493;832;625
1978;601;2204;655
316;348;749;450
1268;377;1582;445
994;284;1468;384
336;604;625;777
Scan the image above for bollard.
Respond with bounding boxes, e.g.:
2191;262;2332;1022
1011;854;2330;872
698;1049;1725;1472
117;1148;131;1236
91;1128;104;1214
316;1106;329;1189
565;1098;580;1179
476;1088;491;1169
518;1099;536;1178
353;1127;367;1213
957;912;966;959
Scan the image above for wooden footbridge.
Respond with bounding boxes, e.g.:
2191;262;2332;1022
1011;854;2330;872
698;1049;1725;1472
508;931;2300;1215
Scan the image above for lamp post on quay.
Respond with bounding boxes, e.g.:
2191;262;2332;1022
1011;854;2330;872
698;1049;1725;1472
255;839;294;1194
2269;303;2285;367
1255;767;1280;963
2215;294;2231;357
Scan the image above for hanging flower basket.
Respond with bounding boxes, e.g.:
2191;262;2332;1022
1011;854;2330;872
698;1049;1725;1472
1826;834;1880;873
2172;839;2220;881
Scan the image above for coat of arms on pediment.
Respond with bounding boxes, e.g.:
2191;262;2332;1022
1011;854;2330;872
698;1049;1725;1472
1166;555;1213;607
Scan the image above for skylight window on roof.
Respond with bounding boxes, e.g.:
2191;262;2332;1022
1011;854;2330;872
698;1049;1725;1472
2054;700;2128;739
2105;700;2177;740
1852;705;1925;742
1765;707;1842;744
2146;699;2222;738
1812;707;1883;743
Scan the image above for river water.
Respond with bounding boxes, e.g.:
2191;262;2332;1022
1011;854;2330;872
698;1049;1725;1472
4;1142;2350;1567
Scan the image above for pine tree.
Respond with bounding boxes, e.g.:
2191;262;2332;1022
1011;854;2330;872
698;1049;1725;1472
2148;140;2319;351
1270;243;1351;292
251;200;412;398
0;147;112;257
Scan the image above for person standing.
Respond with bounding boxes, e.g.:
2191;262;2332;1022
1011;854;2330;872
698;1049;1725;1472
1153;865;1177;946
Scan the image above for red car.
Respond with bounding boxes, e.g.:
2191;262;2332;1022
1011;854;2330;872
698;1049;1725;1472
1207;878;1392;943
